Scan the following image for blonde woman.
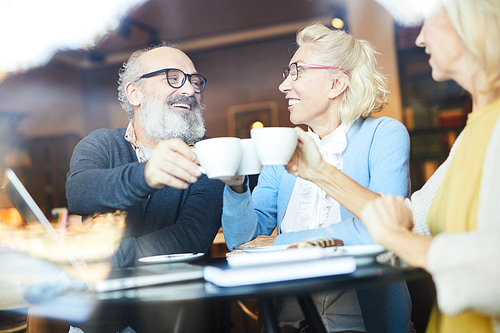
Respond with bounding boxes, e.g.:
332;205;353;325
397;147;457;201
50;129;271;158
222;24;412;333
287;1;500;332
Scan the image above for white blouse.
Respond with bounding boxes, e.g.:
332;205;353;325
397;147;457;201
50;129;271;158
278;122;365;332
281;122;350;233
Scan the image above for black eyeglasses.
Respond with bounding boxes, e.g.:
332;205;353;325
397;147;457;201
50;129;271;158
136;68;207;93
283;62;352;81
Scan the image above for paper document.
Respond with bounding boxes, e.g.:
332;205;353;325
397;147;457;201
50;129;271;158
227;246;332;267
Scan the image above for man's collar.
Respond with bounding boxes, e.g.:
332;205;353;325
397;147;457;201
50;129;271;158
125;122;146;162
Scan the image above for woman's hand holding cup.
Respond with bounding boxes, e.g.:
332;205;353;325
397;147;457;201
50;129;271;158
286;127;326;183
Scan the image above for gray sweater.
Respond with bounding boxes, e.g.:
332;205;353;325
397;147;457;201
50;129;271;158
66;128;224;268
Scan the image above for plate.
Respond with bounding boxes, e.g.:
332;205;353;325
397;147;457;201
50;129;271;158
138;253;204;264
234;245;289;253
328;244;386;265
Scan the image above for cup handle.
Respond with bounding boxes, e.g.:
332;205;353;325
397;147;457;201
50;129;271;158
191;148;206;174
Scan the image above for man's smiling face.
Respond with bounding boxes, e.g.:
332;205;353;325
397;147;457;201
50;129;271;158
135;47;206;145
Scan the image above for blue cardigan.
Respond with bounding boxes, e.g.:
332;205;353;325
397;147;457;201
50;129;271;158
222;116;412;333
222;116;410;249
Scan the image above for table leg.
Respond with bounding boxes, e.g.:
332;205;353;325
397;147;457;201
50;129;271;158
297;294;327;333
217;300;232;333
259;297;280;333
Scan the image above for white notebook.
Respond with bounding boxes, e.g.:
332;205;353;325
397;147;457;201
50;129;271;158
204;255;356;287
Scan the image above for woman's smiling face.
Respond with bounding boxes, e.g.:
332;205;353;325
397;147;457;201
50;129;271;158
279;43;339;130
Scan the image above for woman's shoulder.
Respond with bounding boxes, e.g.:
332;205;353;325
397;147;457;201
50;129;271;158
347;117;410;157
359;116;405;128
352;116;408;137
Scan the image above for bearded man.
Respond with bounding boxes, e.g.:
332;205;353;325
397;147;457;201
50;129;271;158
66;44;224;269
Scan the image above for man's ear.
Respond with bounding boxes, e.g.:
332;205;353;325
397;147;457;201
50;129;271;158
125;82;142;107
327;78;348;100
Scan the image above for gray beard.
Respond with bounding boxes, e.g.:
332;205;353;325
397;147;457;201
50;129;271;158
140;93;206;145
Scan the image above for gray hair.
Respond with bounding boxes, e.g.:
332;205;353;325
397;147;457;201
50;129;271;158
117;42;179;121
444;0;500;93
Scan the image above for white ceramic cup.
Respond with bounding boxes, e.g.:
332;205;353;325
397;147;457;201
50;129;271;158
193;137;242;179
250;127;298;165
237;139;262;175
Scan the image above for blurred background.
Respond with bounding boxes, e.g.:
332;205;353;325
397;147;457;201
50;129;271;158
0;0;470;217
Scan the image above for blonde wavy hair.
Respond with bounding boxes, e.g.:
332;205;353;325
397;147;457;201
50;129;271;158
444;0;500;93
296;23;389;123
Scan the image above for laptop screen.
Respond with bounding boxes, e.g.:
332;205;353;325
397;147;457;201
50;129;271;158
2;168;94;284
3;170;42;224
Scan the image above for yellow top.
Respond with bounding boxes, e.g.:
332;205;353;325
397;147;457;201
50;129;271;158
426;98;500;333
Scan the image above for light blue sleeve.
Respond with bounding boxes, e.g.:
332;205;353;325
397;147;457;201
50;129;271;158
274;118;410;247
222;166;281;250
273;217;374;245
364;117;411;198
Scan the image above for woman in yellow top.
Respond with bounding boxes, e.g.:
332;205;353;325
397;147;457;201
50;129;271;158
285;0;500;332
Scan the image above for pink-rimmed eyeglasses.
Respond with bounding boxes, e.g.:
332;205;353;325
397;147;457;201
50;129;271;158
283;62;352;80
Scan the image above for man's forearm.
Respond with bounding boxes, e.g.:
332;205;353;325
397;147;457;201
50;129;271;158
66;163;153;215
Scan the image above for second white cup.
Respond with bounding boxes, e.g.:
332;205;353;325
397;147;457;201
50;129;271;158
237;138;262;175
194;137;242;179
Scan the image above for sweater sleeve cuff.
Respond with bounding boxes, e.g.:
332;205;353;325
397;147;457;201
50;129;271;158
132;161;157;197
426;231;500;316
112;237;139;268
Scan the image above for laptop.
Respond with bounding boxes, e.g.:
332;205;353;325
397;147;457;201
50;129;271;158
1;168;204;293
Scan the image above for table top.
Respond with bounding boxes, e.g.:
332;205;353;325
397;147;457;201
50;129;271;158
79;259;429;304
25;258;429;324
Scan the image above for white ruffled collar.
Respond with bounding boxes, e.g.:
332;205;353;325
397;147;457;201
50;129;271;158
296;122;351;229
305;122;351;166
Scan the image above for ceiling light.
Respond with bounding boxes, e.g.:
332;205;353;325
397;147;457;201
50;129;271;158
331;18;345;30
